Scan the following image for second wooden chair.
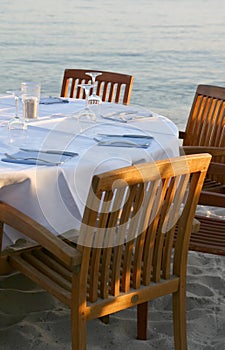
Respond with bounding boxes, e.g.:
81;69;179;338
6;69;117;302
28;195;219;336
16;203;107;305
60;69;134;105
179;84;225;255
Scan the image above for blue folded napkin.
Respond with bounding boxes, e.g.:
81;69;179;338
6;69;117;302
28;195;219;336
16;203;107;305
40;97;69;105
1;150;72;166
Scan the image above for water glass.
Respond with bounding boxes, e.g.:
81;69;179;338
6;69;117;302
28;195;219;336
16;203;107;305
8;118;27;145
21;82;41;120
77;83;96;131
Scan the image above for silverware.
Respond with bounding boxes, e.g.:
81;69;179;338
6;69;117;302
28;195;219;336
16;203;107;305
100;111;153;123
100;115;127;123
4;153;63;165
93;138;148;148
20;148;78;157
97;134;153;139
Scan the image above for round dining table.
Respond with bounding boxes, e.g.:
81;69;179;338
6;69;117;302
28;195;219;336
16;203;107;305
0;94;180;250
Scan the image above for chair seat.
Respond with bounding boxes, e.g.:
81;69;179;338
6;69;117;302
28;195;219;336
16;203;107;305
8;246;73;307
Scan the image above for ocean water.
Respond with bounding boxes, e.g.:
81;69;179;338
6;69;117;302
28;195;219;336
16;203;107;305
1;0;225;129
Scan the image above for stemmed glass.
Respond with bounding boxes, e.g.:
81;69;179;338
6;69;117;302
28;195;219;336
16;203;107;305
77;83;96;131
6;90;20;119
85;72;102;106
6;90;27;145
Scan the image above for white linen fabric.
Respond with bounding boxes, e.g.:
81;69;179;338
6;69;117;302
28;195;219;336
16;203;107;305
0;96;179;249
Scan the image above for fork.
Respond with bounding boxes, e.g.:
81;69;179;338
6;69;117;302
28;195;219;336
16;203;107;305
93;138;146;148
100;115;128;123
4;153;63;165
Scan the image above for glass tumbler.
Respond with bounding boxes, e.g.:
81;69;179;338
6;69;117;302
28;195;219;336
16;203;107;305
21;82;41;120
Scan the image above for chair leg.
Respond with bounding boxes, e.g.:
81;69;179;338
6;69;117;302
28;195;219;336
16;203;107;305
71;307;87;350
137;302;148;340
172;288;187;350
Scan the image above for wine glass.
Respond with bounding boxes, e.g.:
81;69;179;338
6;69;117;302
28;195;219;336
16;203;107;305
77;83;96;131
6;90;20;119
85;72;102;114
6;90;27;145
86;71;102;90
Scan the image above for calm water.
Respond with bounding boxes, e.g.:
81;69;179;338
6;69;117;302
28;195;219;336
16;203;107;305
1;0;225;129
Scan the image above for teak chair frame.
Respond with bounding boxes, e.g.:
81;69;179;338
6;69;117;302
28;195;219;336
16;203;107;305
60;69;134;105
180;84;225;202
0;154;211;350
179;84;225;255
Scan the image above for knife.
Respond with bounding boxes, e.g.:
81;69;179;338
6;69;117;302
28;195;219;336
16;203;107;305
97;134;153;139
100;115;127;123
20;148;78;157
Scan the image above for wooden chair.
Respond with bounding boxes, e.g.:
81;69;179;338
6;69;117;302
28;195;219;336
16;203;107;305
0;153;211;350
60;69;134;105
179;84;225;255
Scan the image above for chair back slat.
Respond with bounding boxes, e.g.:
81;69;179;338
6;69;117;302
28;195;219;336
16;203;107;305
100;247;112;298
142;181;161;285
151;178;171;282
161;174;190;279
89;248;101;302
60;69;134;105
77;154;211;302
108;83;115;102
128;184;146;289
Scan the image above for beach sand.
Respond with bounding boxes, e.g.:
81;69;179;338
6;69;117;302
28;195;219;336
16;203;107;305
0;207;224;350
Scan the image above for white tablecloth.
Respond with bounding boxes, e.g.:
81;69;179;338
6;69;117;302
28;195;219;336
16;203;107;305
0;95;179;249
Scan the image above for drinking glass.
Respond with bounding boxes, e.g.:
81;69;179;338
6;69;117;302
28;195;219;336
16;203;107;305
6;90;27;145
77;83;96;131
21;82;41;120
8;118;27;145
85;72;102;105
6;90;20;119
86;71;102;82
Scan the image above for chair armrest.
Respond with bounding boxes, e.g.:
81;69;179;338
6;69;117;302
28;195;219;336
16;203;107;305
201;162;225;207
207;162;225;176
0;201;82;269
181;146;225;157
199;190;225;207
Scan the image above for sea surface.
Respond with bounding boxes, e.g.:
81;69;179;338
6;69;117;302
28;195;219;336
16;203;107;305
1;0;225;129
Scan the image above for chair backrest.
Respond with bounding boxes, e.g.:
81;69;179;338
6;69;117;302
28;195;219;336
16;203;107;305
60;69;134;105
76;154;211;303
183;84;225;184
183;85;225;147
